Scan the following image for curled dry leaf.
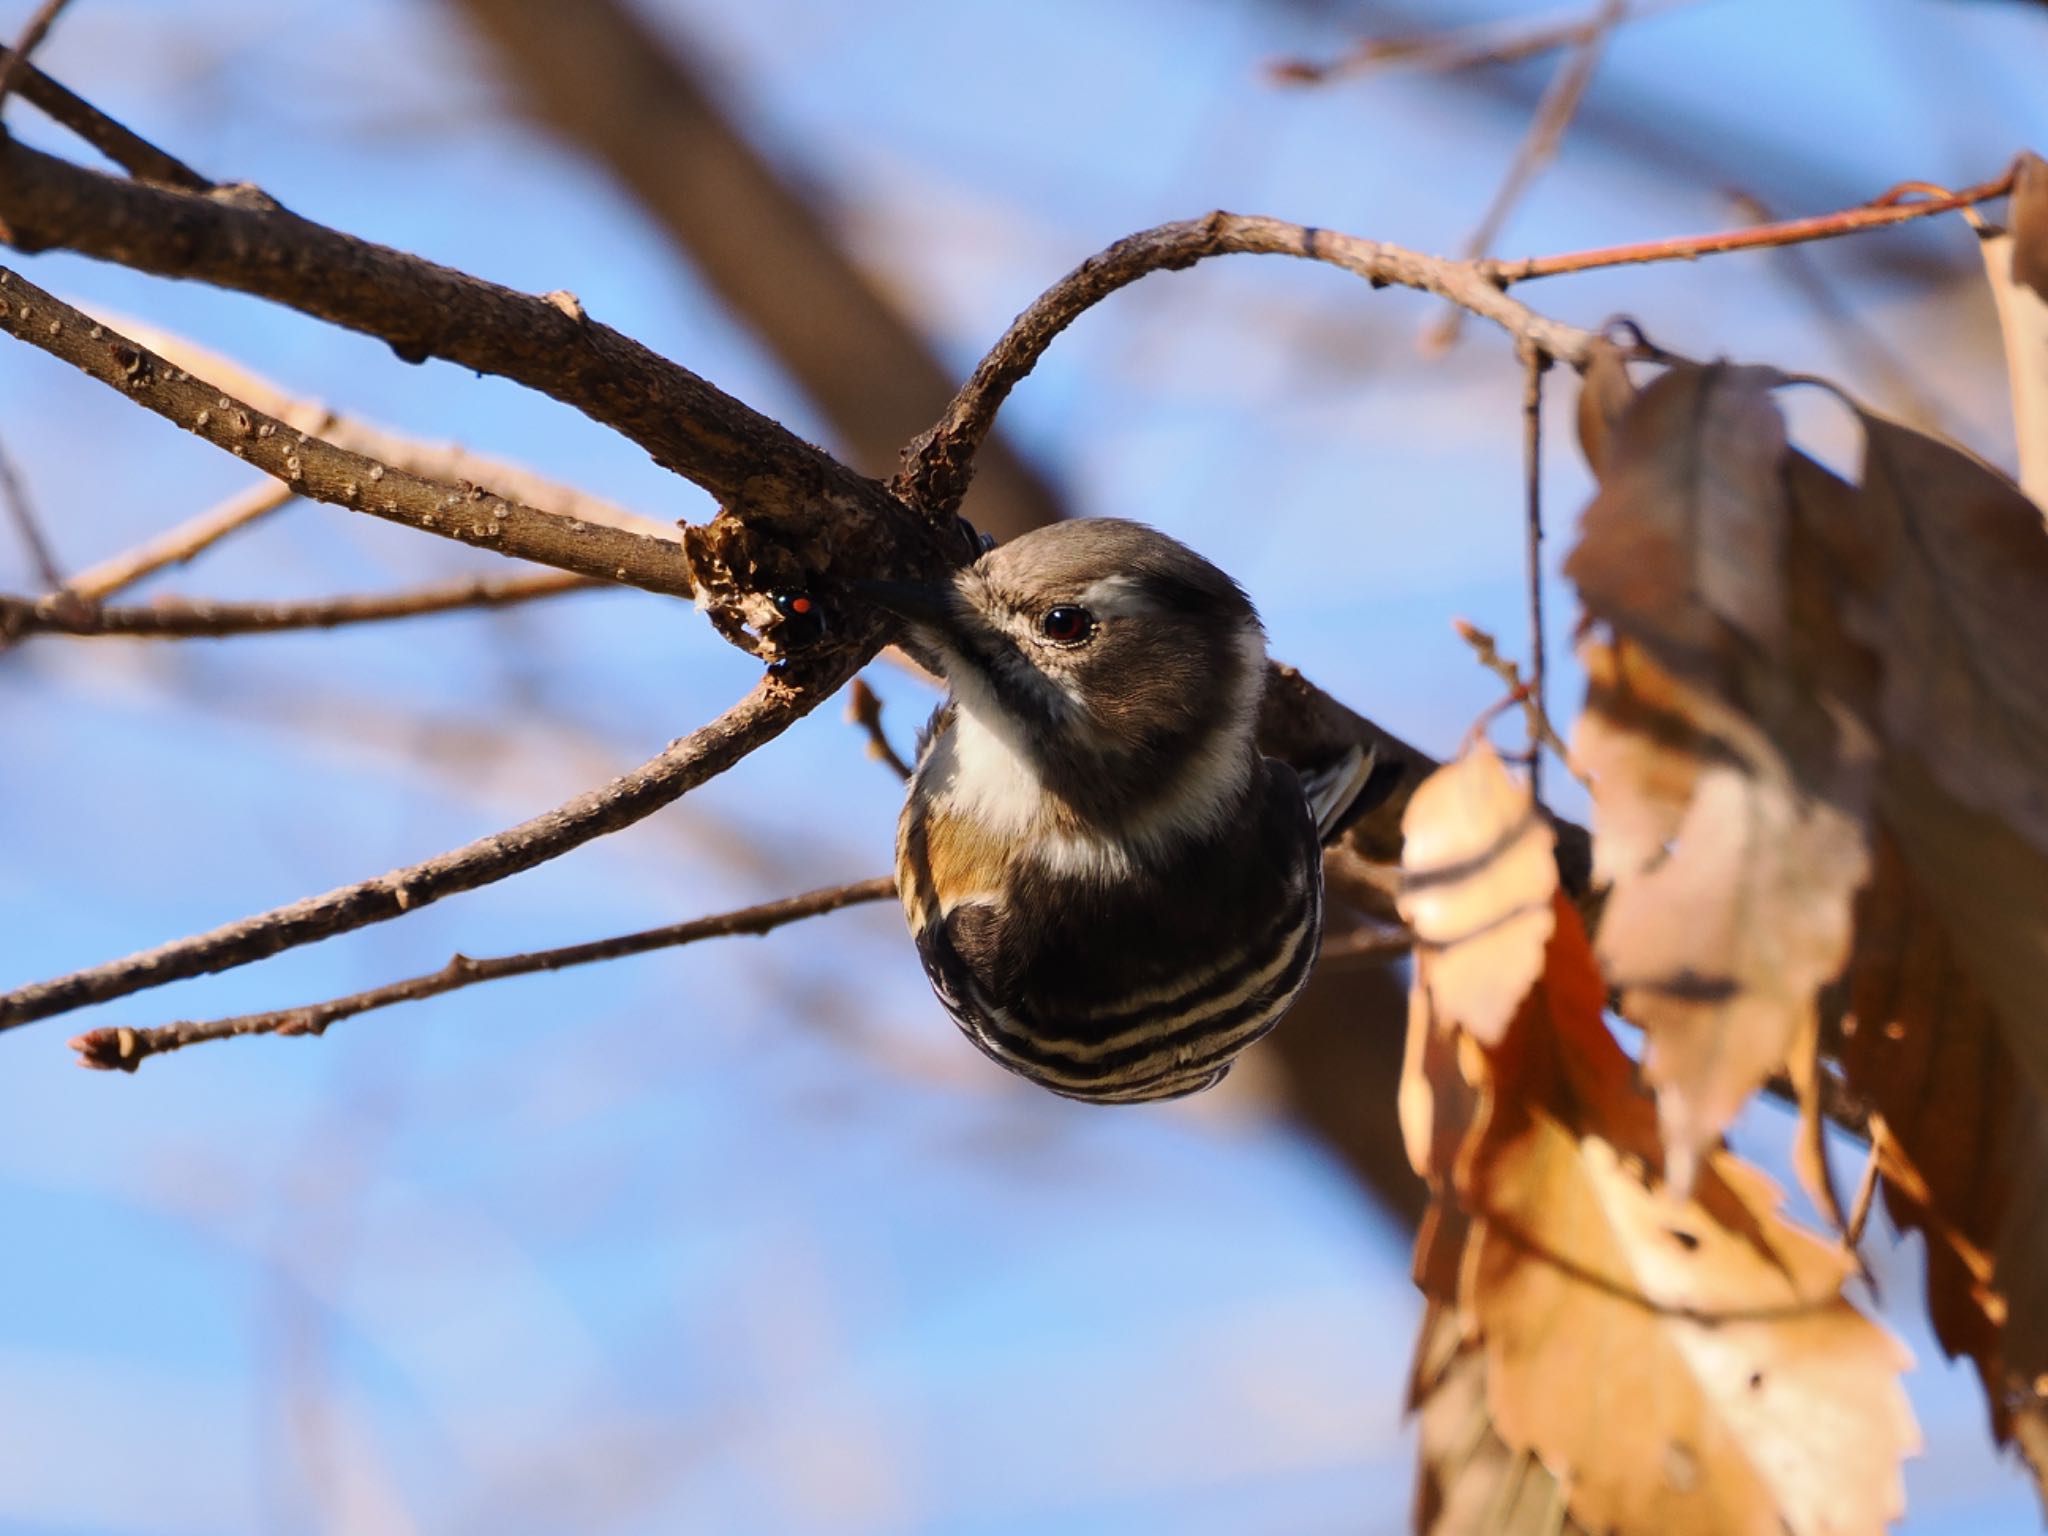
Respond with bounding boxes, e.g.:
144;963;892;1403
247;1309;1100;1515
1576;635;1869;1193
1574;336;1637;478
1398;742;1558;1047
1976;150;2048;508
1568;362;1792;672
1462;899;1917;1536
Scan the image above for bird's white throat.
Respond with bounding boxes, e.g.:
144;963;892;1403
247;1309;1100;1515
922;623;1267;882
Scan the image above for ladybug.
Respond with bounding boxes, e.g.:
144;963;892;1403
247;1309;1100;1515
770;590;826;652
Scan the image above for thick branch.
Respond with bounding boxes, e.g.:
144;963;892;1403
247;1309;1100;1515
898;212;1598;518
0;661;862;1032
71;876;895;1070
1;568;596;641
0;268;699;598
0;135;879;520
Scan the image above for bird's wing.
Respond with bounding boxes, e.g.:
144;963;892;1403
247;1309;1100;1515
1296;741;1400;845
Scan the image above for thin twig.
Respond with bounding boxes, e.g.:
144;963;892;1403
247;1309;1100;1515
846;677;914;782
1521;345;1550;803
1267;0;1697;85
61;481;297;603
1725;189;1950;435
1;568;597;641
69;876;896;1071
1492;165;2021;283
0;268;700;600
0;662;864;1033
0;42;207;186
1453;619;1580;781
1422;0;1625;353
0;423;60;588
0;0;73;120
1845;1127;1887;1248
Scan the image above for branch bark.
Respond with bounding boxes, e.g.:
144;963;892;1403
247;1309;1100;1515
0;135;882;523
70;876;895;1070
0;267;700;599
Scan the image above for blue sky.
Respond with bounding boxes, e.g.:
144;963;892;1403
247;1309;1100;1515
1;1;2044;1531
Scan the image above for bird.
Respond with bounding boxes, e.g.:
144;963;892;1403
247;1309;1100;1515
855;518;1387;1104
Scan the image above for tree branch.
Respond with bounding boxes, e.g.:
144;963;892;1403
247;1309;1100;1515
1;567;597;641
1267;0;1697;84
0;420;59;588
1420;0;1623;352
61;479;294;602
845;676;915;782
0;268;701;599
898;212;1599;519
0;42;207;187
1492;164;2021;282
0;660;863;1033
96;311;677;542
0;0;73;120
69;876;895;1071
0;134;883;524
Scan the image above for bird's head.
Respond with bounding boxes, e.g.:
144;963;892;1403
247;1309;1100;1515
858;519;1268;834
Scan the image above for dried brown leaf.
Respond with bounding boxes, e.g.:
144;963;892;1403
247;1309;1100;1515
1567;362;1792;671
1577;637;1870;1192
1979;151;2048;508
1835;831;2048;1502
1836;414;2048;1106
1410;1300;1582;1536
1463;902;1917;1536
1398;744;1558;1046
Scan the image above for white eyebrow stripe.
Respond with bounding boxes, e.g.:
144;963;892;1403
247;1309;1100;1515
1075;574;1155;618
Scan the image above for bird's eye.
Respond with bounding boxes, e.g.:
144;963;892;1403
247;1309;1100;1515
1039;605;1094;645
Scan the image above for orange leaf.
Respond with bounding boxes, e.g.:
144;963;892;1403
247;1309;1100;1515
1462;903;1918;1536
1409;1299;1583;1536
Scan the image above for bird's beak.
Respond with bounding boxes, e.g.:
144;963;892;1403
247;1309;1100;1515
850;576;960;634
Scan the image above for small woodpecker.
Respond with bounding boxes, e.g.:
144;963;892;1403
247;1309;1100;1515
858;518;1384;1103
